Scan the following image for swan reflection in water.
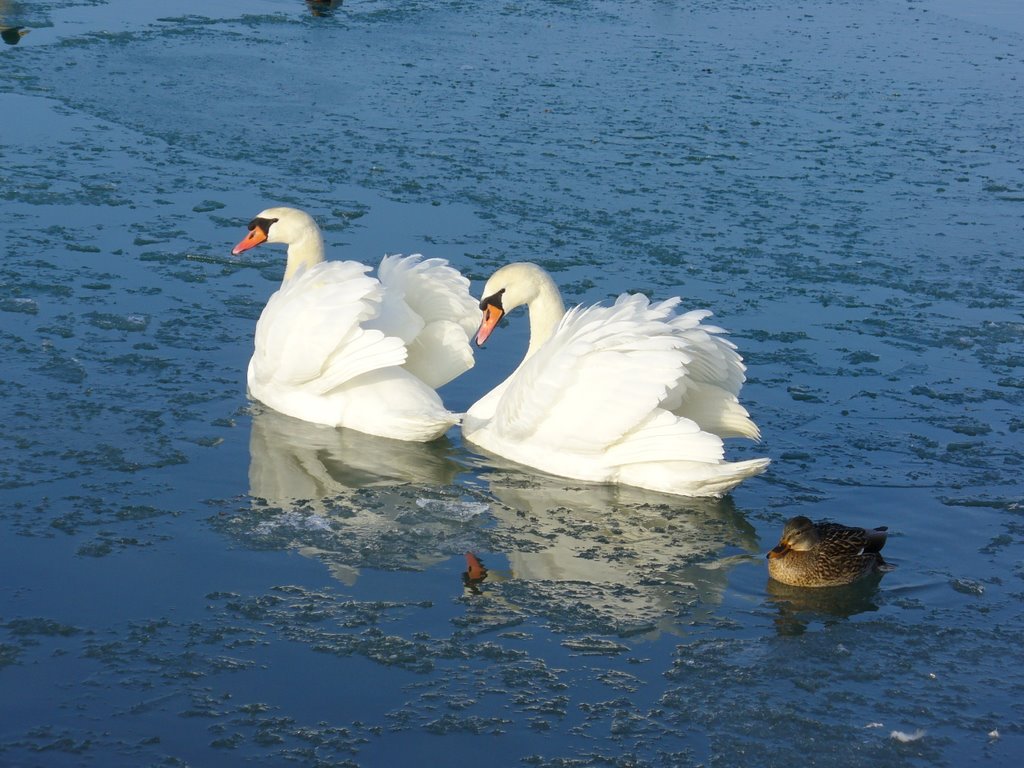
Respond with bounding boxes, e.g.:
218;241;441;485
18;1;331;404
243;404;483;584
248;403;462;495
471;453;760;636
241;405;761;634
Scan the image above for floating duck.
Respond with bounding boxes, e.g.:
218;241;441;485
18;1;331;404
767;515;890;587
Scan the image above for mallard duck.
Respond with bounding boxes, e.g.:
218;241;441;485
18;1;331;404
463;261;769;498
767;515;889;587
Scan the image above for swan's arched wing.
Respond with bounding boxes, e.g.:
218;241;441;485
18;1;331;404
377;254;478;336
251;261;407;394
672;310;747;395
662;310;760;440
375;254;478;388
491;294;700;454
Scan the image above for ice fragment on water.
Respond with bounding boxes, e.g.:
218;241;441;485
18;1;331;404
890;729;925;743
949;577;984;596
415;498;490;520
253;511;333;535
0;297;38;314
560;637;630;655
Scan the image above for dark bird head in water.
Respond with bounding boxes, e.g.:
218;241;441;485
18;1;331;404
2;27;30;45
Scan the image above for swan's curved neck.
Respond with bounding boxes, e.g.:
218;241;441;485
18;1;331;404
523;271;566;360
282;228;325;282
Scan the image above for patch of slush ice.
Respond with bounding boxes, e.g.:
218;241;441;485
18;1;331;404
415;498;491;521
252;510;334;537
890;729;926;743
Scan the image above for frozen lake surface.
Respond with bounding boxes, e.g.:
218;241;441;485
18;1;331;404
2;0;1023;765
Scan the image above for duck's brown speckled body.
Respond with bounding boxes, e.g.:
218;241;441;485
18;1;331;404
767;515;890;588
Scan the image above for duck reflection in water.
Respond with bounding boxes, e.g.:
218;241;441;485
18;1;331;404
765;575;884;636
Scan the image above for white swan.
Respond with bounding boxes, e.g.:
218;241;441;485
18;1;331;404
463;262;770;497
232;206;478;442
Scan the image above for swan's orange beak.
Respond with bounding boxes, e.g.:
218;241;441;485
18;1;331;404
475;304;504;346
232;227;267;255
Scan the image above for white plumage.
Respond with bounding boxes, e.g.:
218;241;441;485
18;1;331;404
233;207;478;442
464;262;769;497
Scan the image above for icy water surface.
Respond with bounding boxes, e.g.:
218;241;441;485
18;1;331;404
2;0;1023;765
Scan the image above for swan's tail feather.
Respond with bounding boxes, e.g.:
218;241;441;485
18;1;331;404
618;457;770;498
665;382;762;441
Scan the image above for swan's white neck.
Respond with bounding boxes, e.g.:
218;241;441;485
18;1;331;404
466;262;567;425
282;228;325;282
522;271;566;361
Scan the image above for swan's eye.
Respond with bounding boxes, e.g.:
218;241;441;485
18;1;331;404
479;288;505;312
248;216;278;235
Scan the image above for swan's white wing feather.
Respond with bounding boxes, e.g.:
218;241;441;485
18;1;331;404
404;320;476;390
367;256;423;344
603;409;725;466
251;261;407;392
670;309;747;395
375;254;478;388
492;294;691;453
379;254;478;332
662;309;760;439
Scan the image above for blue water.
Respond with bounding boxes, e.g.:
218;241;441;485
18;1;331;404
2;0;1022;765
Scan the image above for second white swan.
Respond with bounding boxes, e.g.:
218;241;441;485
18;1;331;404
233;206;478;442
463;262;769;497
